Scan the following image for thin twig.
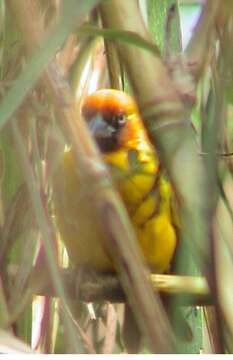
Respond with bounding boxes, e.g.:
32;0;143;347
60;303;96;354
101;303;117;354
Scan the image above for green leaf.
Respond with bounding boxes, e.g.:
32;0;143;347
78;25;160;56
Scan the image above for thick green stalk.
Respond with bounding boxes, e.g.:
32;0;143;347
100;0;210;303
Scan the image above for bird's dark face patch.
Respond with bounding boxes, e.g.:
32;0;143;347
86;110;127;152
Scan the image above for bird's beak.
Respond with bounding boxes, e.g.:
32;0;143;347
87;114;115;139
86;114;117;152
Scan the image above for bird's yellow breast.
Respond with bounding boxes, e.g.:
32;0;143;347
104;143;176;273
53;135;176;274
103;147;157;211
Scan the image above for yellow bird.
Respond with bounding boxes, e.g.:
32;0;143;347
52;89;179;352
53;89;176;274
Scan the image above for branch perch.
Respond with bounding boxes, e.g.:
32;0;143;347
11;266;210;306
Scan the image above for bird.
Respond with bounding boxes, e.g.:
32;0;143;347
81;89;177;273
52;88;177;351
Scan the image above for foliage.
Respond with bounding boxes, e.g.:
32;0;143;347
0;0;233;354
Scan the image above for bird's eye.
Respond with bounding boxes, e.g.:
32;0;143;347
112;114;126;128
118;114;126;125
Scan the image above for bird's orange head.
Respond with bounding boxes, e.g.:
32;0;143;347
82;89;147;152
